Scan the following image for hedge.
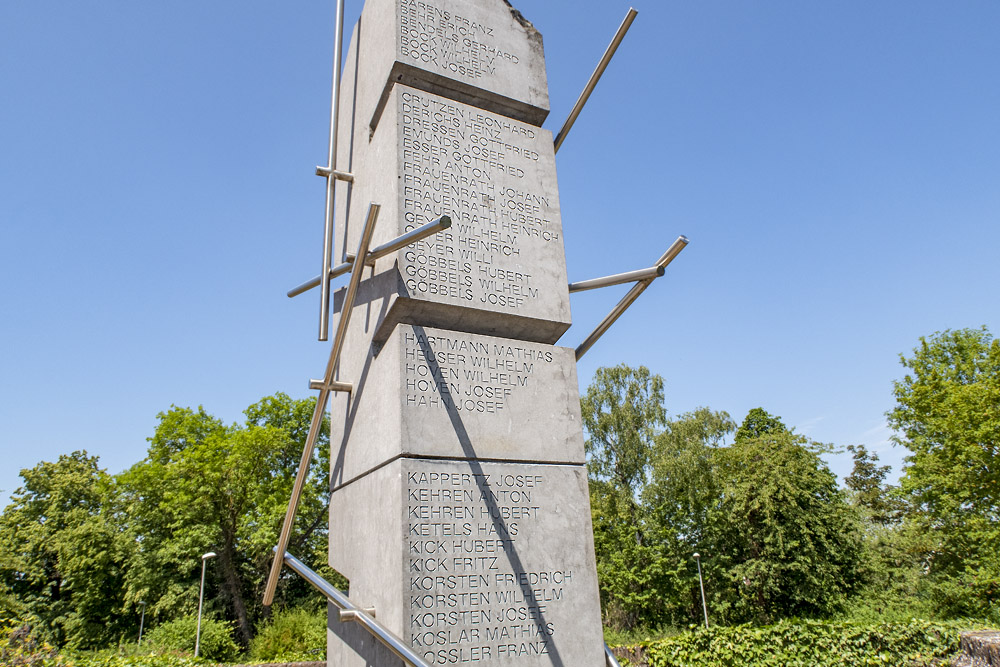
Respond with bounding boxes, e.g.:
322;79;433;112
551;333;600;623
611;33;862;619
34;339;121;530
613;619;980;667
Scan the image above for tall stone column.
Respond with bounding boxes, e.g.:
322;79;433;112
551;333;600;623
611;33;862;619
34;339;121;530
326;1;605;665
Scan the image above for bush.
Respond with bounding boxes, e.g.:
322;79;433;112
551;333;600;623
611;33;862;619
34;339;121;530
249;606;325;662
1;619;71;667
614;619;985;667
68;653;202;667
143;616;238;663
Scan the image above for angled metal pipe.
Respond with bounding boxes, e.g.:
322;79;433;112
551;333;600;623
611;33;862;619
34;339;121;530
264;203;380;607
605;643;623;667
287;216;451;298
575;235;688;360
553;8;638;154
281;550;432;667
569;265;664;293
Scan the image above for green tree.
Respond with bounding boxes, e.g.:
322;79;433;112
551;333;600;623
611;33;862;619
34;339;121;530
581;365;669;629
845;444;903;527
648;408;735;546
115;393;330;644
582;365;666;506
888;327;1000;617
645;408;735;625
734;407;787;443
706;415;864;625
0;452;129;648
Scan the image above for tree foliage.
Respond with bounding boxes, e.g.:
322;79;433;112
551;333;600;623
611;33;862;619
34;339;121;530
583;369;865;630
582;364;666;502
115;393;330;645
889;326;1000;617
0;452;128;648
707;427;863;624
0;393;330;650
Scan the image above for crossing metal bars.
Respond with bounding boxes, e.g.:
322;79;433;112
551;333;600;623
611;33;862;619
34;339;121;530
287;216;452;298
263;203;380;606
575;235;688;360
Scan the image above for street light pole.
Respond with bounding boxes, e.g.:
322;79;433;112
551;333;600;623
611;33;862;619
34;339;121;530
138;601;146;645
195;552;217;657
694;553;709;629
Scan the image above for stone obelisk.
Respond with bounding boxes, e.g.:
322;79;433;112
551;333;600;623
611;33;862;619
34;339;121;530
326;1;605;665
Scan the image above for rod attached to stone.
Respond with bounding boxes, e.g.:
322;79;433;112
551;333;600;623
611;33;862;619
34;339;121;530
315;165;354;182
575;235;688;361
287;215;452;298
605;644;624;667
264;203;380;607
280;550;432;667
553;7;638;154
569;265;664;293
318;0;348;341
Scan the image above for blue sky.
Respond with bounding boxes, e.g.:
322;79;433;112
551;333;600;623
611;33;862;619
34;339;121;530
2;0;998;505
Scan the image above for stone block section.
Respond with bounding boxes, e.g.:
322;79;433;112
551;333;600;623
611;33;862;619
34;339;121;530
329;323;585;488
334;84;571;344
344;0;550;134
329;457;605;667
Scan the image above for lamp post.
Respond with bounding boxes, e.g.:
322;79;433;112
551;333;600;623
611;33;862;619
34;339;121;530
195;552;217;657
694;553;709;629
138;600;146;645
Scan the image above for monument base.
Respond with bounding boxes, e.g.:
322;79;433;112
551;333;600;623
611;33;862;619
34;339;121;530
328;456;605;667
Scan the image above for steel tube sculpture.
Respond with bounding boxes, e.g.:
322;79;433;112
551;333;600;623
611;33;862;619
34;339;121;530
575;235;688;360
263;203;380;606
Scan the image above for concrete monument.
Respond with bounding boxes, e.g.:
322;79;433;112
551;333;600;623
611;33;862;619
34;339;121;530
326;0;603;665
262;1;684;666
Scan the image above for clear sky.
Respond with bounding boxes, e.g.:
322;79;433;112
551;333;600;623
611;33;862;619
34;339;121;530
2;0;998;505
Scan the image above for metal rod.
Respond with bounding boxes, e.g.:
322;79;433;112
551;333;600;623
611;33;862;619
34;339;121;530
287;215;452;298
575;235;688;361
318;0;347;341
569;265;664;293
339;607;376;622
605;643;623;667
356;214;451;265
195;552;215;657
315;166;355;182
695;553;709;629
308;378;353;393
281;550;432;667
553;7;638;154
264;204;380;607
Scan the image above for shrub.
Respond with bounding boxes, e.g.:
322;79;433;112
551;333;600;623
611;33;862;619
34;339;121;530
613;619;985;667
68;653;202;667
1;619;71;667
249;606;325;662
143;616;238;663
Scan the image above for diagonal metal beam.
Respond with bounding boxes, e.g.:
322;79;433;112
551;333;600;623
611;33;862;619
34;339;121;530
553;7;638;154
280;550;432;667
575;235;688;361
263;203;380;607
